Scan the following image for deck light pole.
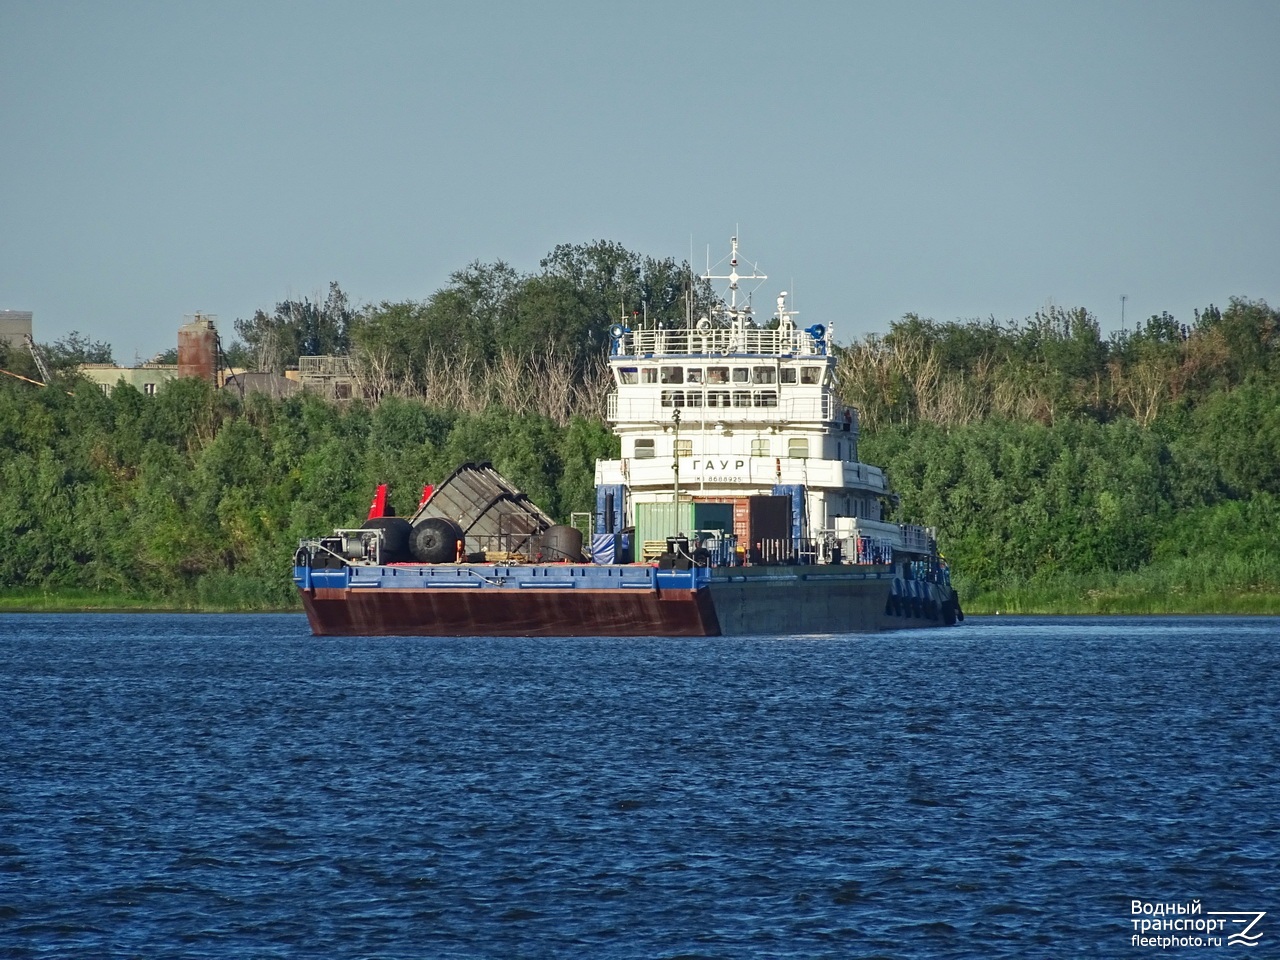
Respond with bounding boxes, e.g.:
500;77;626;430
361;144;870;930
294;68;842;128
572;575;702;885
672;408;681;504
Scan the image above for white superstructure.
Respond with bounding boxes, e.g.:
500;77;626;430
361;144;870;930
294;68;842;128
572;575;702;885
594;237;932;560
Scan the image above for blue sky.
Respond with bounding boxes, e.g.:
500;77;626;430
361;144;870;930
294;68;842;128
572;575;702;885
3;0;1277;363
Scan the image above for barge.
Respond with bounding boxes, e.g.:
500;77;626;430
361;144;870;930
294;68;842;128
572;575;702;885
294;237;961;636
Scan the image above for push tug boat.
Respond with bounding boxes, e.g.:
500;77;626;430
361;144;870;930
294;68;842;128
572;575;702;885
294;238;961;636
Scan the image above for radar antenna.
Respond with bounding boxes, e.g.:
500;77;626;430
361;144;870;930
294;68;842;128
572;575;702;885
775;291;799;332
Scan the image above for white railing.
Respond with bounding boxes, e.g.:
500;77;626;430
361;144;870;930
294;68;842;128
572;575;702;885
829;517;931;553
619;327;825;358
900;524;933;553
299;355;354;376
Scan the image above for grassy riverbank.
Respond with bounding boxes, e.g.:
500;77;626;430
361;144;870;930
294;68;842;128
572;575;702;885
962;558;1280;615
0;588;298;614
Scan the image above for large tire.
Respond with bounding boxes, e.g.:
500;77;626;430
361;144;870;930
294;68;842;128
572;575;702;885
410;517;464;564
365;517;412;563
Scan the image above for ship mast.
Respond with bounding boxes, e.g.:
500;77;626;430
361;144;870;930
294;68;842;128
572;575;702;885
702;236;766;334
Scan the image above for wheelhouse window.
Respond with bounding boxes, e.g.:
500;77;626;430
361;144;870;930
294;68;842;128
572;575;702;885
634;439;655;459
731;367;750;383
660;366;683;384
660;390;686;407
800;367;822;385
788;437;809;458
686;368;704;384
618;367;639;384
780;368;798;384
752;366;776;384
707;366;729;384
642;367;659;384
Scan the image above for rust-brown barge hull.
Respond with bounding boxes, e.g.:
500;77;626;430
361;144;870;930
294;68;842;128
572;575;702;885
301;585;723;637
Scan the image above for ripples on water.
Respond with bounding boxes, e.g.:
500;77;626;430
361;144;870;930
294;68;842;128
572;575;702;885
1;614;1276;958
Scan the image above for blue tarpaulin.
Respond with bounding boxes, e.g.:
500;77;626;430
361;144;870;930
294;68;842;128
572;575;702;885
595;484;626;534
591;533;615;564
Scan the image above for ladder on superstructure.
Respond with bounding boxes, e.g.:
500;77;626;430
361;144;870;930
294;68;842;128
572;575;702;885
24;334;52;384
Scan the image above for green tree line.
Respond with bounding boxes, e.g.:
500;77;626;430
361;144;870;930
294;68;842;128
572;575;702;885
228;242;712;421
836;298;1278;429
850;298;1280;611
1;239;1276;613
0;379;615;609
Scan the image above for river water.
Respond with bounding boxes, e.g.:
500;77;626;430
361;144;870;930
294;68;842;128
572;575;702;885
1;614;1275;958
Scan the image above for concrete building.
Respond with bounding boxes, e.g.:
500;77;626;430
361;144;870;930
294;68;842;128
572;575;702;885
79;313;220;395
79;362;180;396
1;310;34;351
222;371;302;399
297;355;360;400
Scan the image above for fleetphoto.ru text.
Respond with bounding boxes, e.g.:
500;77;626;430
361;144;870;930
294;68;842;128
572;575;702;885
1130;900;1265;949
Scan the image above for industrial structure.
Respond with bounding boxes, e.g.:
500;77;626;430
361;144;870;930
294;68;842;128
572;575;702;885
78;313;227;396
0;310;34;351
9;310;329;401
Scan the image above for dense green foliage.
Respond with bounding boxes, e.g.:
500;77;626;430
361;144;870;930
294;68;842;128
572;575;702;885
861;414;1280;611
0;380;615;609
836;298;1279;429
350;242;711;385
2;237;1277;614
854;298;1280;611
234;282;358;373
339;243;713;420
